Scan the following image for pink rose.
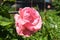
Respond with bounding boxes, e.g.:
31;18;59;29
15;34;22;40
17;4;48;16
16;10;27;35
14;7;42;37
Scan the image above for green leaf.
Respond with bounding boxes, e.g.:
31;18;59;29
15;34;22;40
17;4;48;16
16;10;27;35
0;21;12;26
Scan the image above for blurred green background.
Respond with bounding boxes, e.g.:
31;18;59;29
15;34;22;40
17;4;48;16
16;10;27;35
0;0;60;40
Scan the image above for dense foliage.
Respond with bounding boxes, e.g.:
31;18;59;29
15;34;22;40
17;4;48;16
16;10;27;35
0;0;60;40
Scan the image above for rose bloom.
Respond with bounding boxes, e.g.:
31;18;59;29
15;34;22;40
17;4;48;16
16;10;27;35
14;7;42;37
